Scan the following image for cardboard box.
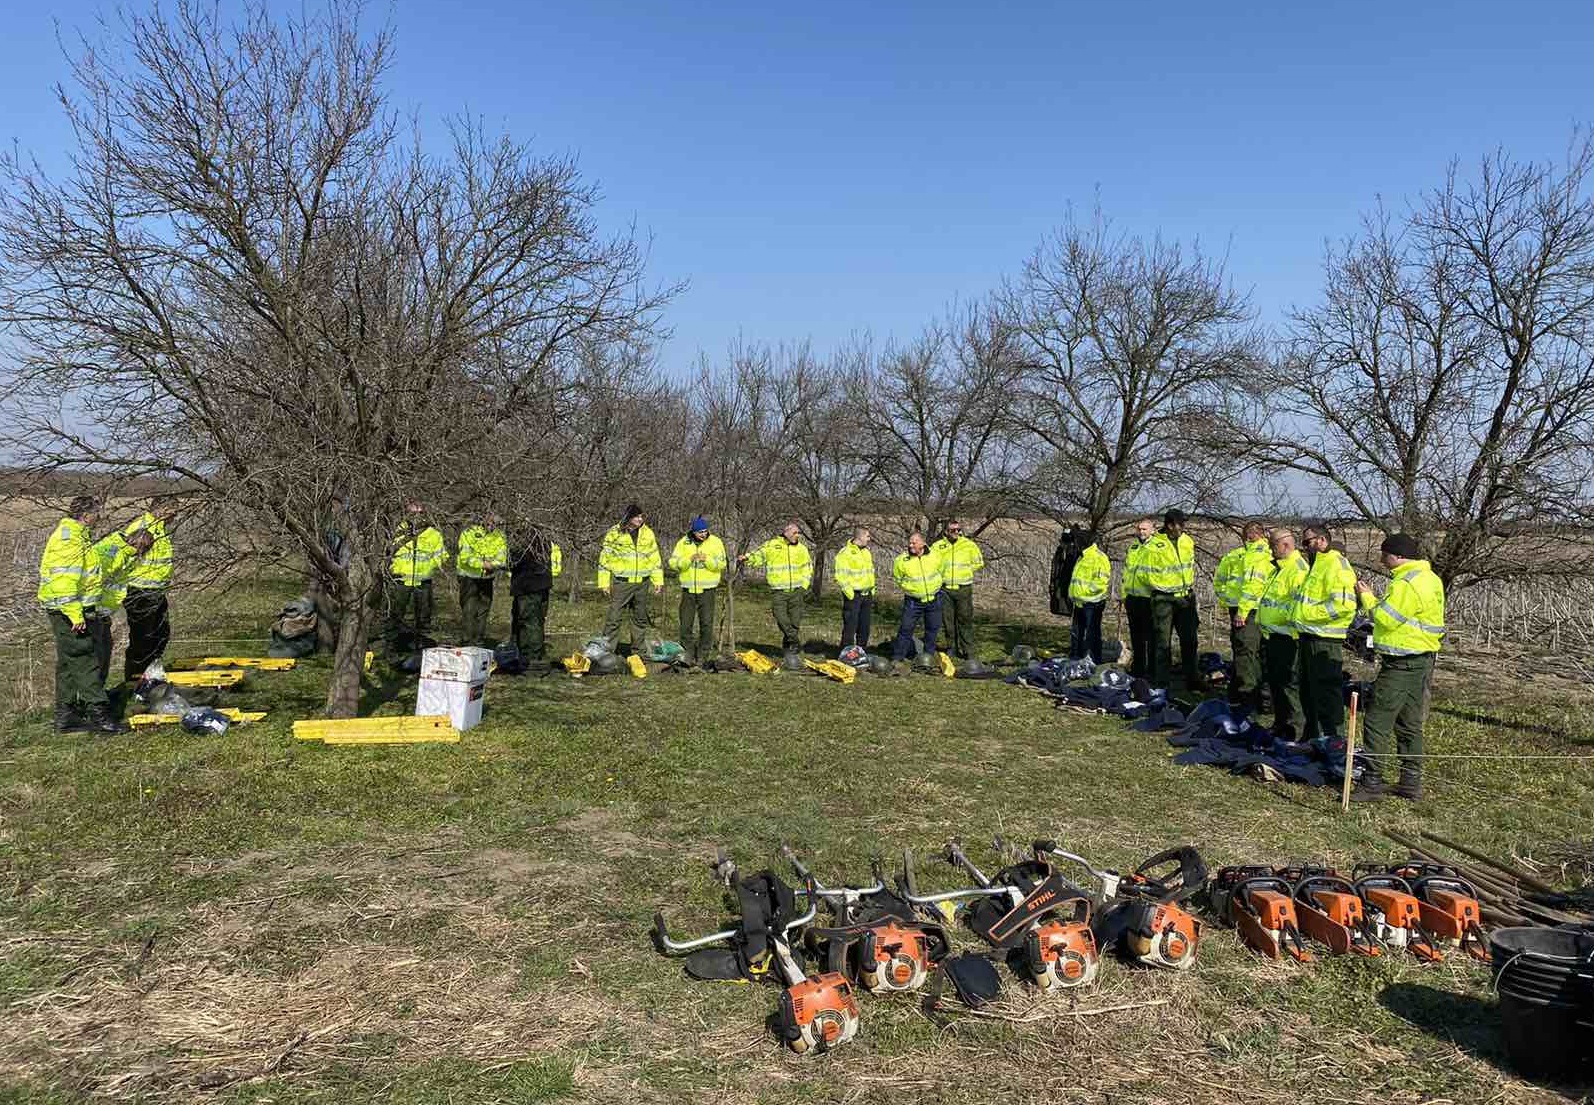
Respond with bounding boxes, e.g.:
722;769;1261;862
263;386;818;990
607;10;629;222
416;676;485;731
420;646;493;683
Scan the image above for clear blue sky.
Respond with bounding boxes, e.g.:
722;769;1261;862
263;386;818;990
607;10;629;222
3;1;1590;372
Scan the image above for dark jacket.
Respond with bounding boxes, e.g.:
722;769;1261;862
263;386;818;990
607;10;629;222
509;533;557;595
1049;537;1079;617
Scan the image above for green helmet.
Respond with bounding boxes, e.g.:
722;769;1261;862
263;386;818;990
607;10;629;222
867;655;895;676
590;652;624;676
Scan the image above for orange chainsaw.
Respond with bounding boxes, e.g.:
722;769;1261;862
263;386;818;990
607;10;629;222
1283;868;1381;957
1209;867;1312;962
1386;862;1490;962
1350;867;1444;963
1037;842;1204;972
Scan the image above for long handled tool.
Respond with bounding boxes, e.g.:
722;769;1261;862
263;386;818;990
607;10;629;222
1341;690;1359;812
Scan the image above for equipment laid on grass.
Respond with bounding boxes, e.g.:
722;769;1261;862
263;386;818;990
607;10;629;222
803;658;857;684
1209;867;1311;962
736;648;778;674
129;708;268;728
417;646;490;730
292;715;459;744
164;669;245;688
1285;868;1381;956
1039;843;1205;972
1387;862;1491;962
627;654;648;678
1350;867;1444;963
653;865;860;1054
195;656;297;670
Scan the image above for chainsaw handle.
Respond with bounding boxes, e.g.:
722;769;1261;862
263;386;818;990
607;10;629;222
1410;874;1479;900
1292;873;1357;902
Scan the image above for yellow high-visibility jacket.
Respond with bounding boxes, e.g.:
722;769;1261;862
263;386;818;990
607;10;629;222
746;537;813;591
1068;543;1111;604
391;525;449;586
1213;544;1247;607
93;533;143;614
597;525;664;588
38;517;101;626
1233;539;1275;621
668;534;728;593
1257;551;1308;638
930;536;985;589
552;543;563;577
832;541;876;599
1122;539;1152;598
456;525;509;578
123;512;173;590
1291;549;1358;639
893;550;944;601
1141;533;1196;597
1360;559;1445;656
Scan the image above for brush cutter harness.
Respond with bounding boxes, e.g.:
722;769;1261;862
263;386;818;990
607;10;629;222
955;854;1101;991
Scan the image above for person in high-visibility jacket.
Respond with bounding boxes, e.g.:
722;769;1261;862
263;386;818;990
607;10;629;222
891;532;944;663
1258;529;1309;738
598;504;664;653
740;522;813;654
383;501;450;660
1121;518;1155;677
508;531;562;668
929;519;985;660
668;517;727;665
1289;521;1358;741
1221;521;1275;712
1350;533;1445;803
120;507;174;681
833;527;877;651
456;515;508;647
37;496;125;733
1140;509;1199;688
90;524;153;694
1067;534;1111;662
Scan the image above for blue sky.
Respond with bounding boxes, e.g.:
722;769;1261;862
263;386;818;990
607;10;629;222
3;1;1590;372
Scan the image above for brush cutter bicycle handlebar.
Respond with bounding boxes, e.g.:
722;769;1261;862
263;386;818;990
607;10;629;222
781;844;886;903
897;847;1008;907
652;894;818;954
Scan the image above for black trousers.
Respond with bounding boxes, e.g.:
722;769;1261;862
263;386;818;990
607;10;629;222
840;592;873;649
123;588;170;680
1070;601;1104;661
1124;596;1152;677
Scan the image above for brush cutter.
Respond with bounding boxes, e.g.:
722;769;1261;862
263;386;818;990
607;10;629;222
1384;862;1489;962
1282;868;1381;957
781;846;950;994
1349;866;1444;963
1209;867;1312;962
652;867;860;1054
1034;842;1204;972
940;841;1100;991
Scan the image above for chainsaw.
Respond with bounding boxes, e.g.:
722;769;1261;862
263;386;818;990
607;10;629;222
1349;865;1444;963
782;845;950;994
1035;842;1204;972
940;840;1101;991
1208;867;1312;962
652;863;861;1054
1384;862;1490;962
1281;867;1381;957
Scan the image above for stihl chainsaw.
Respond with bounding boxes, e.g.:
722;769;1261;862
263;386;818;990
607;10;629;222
1349;865;1444;963
1208;866;1311;962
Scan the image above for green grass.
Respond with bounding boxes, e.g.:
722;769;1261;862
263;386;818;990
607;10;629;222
2;573;1591;1102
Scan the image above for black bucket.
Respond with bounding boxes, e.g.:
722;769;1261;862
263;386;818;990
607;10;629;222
1490;927;1594;1080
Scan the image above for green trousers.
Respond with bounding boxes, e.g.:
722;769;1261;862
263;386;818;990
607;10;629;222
511;589;550;660
678;589;717;661
1263;632;1302;737
49;612;108;715
1150;596;1198;687
771;588;806;651
942;585;975;659
382;579;435;657
1229;612;1263;709
458;576;495;647
601;580;653;649
1297;633;1344;741
1361;652;1435;783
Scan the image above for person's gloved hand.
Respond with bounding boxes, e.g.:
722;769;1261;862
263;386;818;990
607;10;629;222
71;619;87;635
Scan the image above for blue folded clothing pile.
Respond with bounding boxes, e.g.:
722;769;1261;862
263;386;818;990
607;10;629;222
1007;662;1174;720
1165;698;1370;787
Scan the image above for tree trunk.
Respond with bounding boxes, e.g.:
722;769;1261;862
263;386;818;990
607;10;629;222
324;561;375;718
811;546;828;599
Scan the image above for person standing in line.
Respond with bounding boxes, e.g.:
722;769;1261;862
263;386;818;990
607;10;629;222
597;505;664;654
891;532;944;664
740;522;813;656
1224;521;1274;713
456;513;508;647
1122;518;1155;678
1067;532;1111;662
1257;529;1308;738
37;496;126;733
119;505;174;681
508;529;562;670
668;516;727;665
833;527;877;652
1290;520;1358;741
930;519;985;659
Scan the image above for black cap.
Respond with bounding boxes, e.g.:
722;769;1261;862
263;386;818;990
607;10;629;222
623;504;644;524
1163;509;1187;525
1380;533;1421;559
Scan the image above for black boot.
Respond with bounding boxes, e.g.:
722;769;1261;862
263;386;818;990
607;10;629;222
1394;767;1423;801
91;706;130;734
1350;777;1389;803
55;707;90;733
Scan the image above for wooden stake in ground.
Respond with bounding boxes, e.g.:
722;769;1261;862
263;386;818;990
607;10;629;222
1341;691;1359;812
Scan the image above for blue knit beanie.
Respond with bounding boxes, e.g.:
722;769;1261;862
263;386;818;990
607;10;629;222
690;516;709;533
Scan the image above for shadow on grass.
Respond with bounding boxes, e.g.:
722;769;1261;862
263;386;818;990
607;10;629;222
1377;982;1516;1074
1433;704;1581;743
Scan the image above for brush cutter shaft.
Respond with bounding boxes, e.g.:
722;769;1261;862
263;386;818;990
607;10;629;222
652;898;818;954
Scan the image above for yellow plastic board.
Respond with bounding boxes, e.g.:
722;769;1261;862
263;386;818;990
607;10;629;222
292;715;458;744
562;652;591;674
165;670;246;688
129;709;268;728
938;652;957;679
736;649;777;674
803;659;856;684
626;654;647;679
199;656;297;670
364;651;374;672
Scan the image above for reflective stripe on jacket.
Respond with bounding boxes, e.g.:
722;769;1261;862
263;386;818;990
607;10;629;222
391;525;449;586
123;513;173;589
929;537;984;588
893;550;943;601
597;525;664;588
1141;533;1195;596
1234;539;1274;620
1068;544;1111;604
1292;549;1358;639
1122;540;1152;598
1257;550;1307;637
38;516;100;624
832;541;876;598
1360;559;1445;656
1213;545;1246;607
668;534;727;593
746;537;813;591
456;526;508;578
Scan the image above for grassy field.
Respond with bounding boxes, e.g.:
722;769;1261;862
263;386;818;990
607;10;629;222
3;574;1593;1103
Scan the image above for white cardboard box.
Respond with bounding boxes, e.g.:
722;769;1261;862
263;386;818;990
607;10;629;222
416;676;486;731
420;646;493;683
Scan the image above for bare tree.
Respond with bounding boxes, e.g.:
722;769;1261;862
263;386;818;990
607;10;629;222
1228;140;1594;588
0;1;670;714
999;213;1258;534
